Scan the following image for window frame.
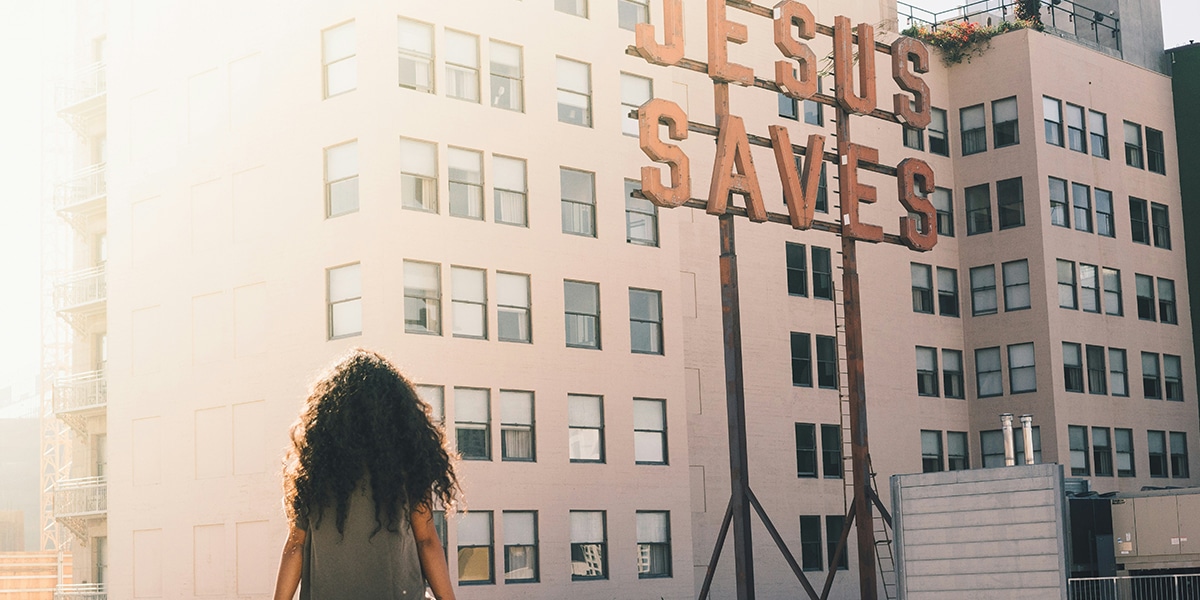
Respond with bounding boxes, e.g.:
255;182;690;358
503;511;539;583
1092;427;1113;477
633;398;668;465
400;137;439;213
444;29;481;103
321;21;357;99
933;187;954;236
921;430;945;473
910;263;934;314
821;424;842;479
1065;103;1086;153
625;179;659;247
489;40;524;112
569;510;608;581
942;349;965;399
928;107;949;156
1170;432;1190;478
992;96;1019;148
560;167;597;237
786;242;808;297
916;346;939;397
1142;352;1162;400
1063;342;1084;393
1095;188;1115;237
494;154;528;227
454;387;492;461
964;183;992;235
567;394;605;463
1124;121;1144;169
937;267;959;317
324;140;359;218
960;104;986;156
1115;428;1135;477
404;260;443;335
1130;197;1150;245
1150;202;1171;249
1089;110;1109;159
996;176;1025;230
1057;259;1078;310
796;423;818;478
975;346;1003;398
815;335;838;389
457;511;495;585
556;57;593;127
635;511;672;579
1158;278;1177;324
1086;345;1107;395
1146;127;1166;175
811;246;833;300
496;271;531;344
1007;342;1036;394
1069;425;1090;476
1002;259;1031;311
969;265;997;316
620;72;653;137
1071;182;1093;233
327;262;363;340
1148;430;1168;478
1043;96;1063;147
1109;348;1129;397
500;390;536;462
564;279;601;349
397;18;434;93
629;288;664;355
791;332;813;388
450;265;488;339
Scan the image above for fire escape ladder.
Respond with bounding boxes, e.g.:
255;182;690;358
870;469;898;600
831;277;854;515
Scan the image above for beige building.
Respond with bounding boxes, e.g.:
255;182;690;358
42;0;1194;598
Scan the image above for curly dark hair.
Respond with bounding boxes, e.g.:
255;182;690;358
283;349;459;535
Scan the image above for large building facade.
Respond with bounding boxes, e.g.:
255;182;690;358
42;0;1196;598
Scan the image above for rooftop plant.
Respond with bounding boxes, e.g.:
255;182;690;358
902;16;1043;65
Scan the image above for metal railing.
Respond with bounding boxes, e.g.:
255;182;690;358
55;163;107;212
55;583;106;600
53;370;106;415
1069;574;1200;599
53;477;107;519
896;0;1121;57
54;265;106;312
56;62;107;112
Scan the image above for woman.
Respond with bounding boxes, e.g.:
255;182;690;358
273;349;459;600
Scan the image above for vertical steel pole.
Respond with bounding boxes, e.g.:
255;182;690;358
836;105;878;600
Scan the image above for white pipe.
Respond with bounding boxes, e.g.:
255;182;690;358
1020;414;1035;465
1001;413;1015;467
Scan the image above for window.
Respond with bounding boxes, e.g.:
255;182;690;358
448;148;483;219
570;511;607;580
932;187;954;236
1123;121;1143;168
1071;183;1092;233
557;58;592;126
799;515;822;571
490;41;524;111
1135;274;1156;321
1158;278;1177;324
786;243;808;297
1102;268;1122;316
993;97;1019;147
634;399;667;465
445;30;480;103
961;104;986;155
636;512;671;578
1086;345;1107;395
564;280;600;349
947;432;968;470
1148;431;1168;477
943;350;964;399
1063;343;1084;393
500;390;535;461
796;423;817;478
1069;425;1090;476
327;263;362;339
815;163;828;213
1095;189;1114;237
503;511;538;583
451;266;487;338
561;168;596;237
911;263;933;314
629;288;663;354
928;107;948;155
1065;103;1086;152
1057;260;1077;310
937;267;959;317
826;515;848;569
903;124;924;151
970;265;997;316
965;184;991;235
495;272;531;343
996;177;1024;229
1151;203;1171;249
1170;432;1189;478
1115;429;1135;477
921;430;944;473
1089;110;1109;159
1079;264;1099;313
568;394;604;462
821;424;842;478
1002;260;1031;311
1164;355;1183;402
457;511;494;584
416;384;445;423
975;347;1002;398
494;155;528;227
804;78;824;126
1008;343;1036;393
980;430;1004;468
1048;177;1069;228
1013;426;1042;466
620;73;652;136
1043;96;1063;146
398;19;434;93
1092;428;1113;477
626;179;659;246
404;261;441;334
916;346;939;397
1142;352;1162;399
456;388;491;460
557;0;588;17
816;336;837;389
791;332;812;387
322;21;356;98
400;138;438;212
1109;348;1128;397
324;141;358;217
1129;197;1150;245
1146;127;1165;175
811;247;833;300
779;88;799;120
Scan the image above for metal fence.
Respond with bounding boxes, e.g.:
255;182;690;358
53;477;108;519
55;163;107;212
54;583;106;600
895;0;1121;56
56;62;107;112
54;265;107;312
53;370;107;414
1069;575;1200;600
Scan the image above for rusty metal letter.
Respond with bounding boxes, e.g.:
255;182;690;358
773;1;818;100
635;0;685;66
896;157;937;251
769;125;824;230
833;17;877;115
638;98;691;208
891;36;932;129
707;0;755;86
707;115;767;221
838;141;883;242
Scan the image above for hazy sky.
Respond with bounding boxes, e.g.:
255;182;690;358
0;0;1195;392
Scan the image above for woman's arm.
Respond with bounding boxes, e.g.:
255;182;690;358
272;524;306;600
411;505;456;600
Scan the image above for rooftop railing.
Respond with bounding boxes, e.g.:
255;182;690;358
896;0;1121;57
53;477;107;519
53;370;106;415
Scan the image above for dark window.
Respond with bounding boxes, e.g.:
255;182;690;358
1093;428;1113;477
1066;103;1086;153
1146;127;1165;175
786;243;807;297
821;424;842;479
911;263;933;314
804;78;824;126
799;515;822;571
1049;177;1069;228
996;177;1024;229
992;97;1019;148
1170;432;1189;478
1095;189;1115;237
1069;425;1090;476
635;511;671;578
796;423;817;478
942;349;964;399
816;336;837;389
825;516;848;570
933;187;954;236
916;346;939;396
1115;429;1135;477
503;511;539;583
778;91;799;120
921;430;944;473
980;430;1004;468
1151;203;1171;249
975;347;1002;398
947;431;968;471
970;265;997;316
1164;355;1183;402
1129;197;1150;245
1135;274;1156;321
1148;430;1168;477
1142;352;1162;399
1086;345;1107;395
1124;121;1143;168
1012;426;1043;466
456;388;492;460
1057;260;1077;310
815;163;828;213
812;247;832;300
965;184;991;235
1071;183;1092;233
937;267;959;317
791;332;812;387
929;108;949;156
569;511;608;580
1063;343;1084;393
1158;278;1177;324
1043;96;1063;146
1089;110;1109;159
903;124;924;150
961;104;986;156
